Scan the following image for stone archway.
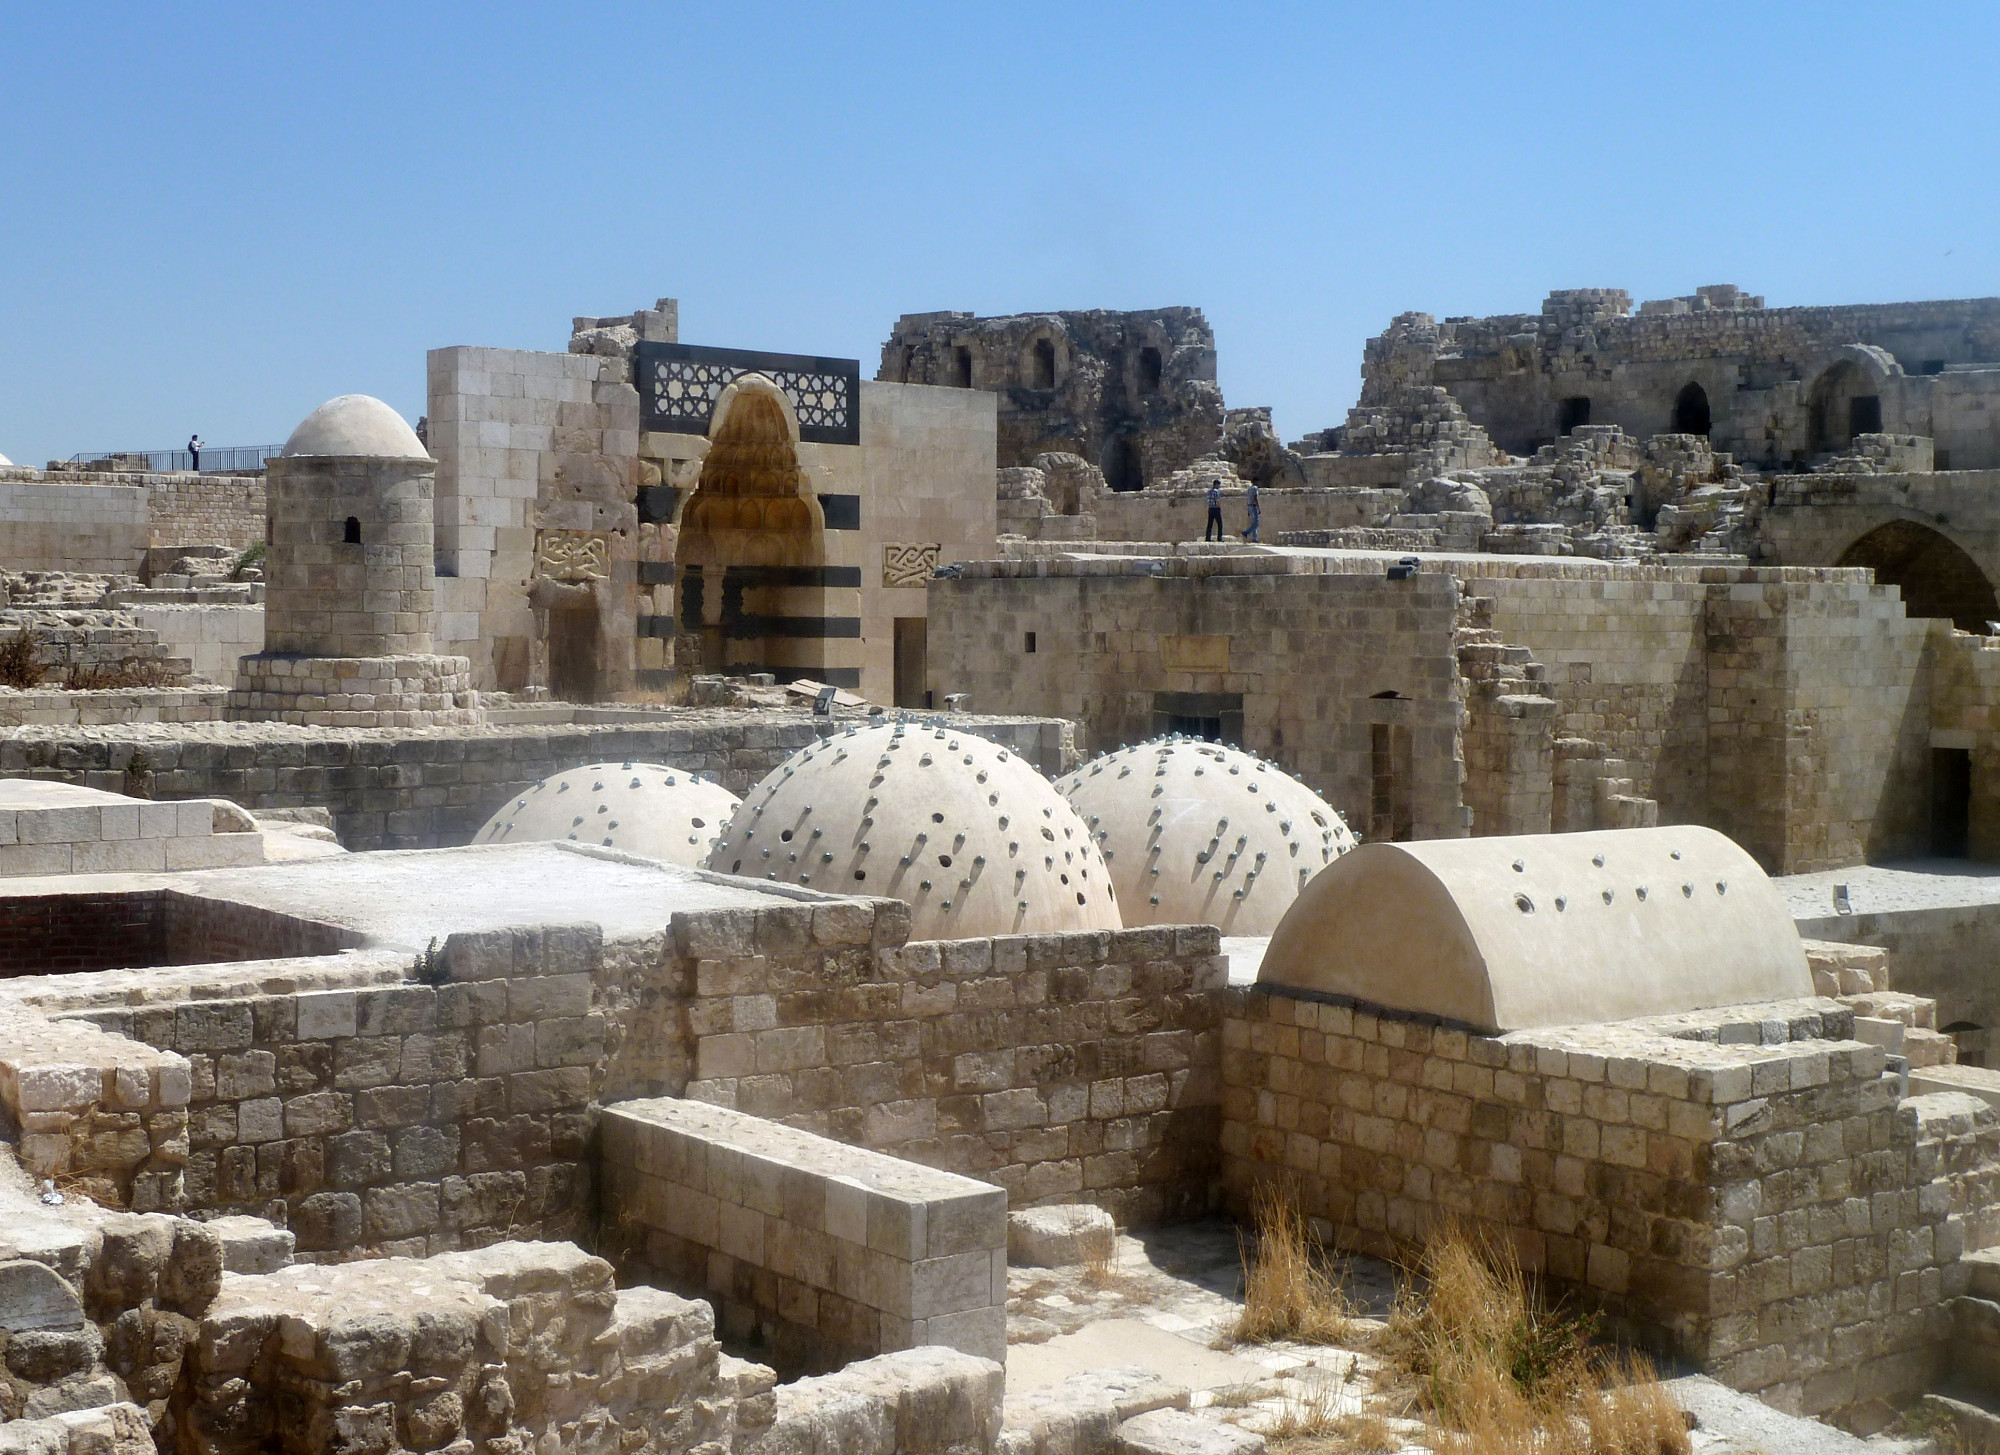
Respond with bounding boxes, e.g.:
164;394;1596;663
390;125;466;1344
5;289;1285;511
1673;381;1711;437
1837;518;2000;631
673;375;830;678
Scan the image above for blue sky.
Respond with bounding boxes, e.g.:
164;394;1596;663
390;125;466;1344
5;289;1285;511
3;3;1997;467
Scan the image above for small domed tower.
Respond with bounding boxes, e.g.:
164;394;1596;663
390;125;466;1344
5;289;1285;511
229;396;483;726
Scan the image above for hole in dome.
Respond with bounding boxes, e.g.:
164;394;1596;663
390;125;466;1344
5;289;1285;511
780;829;793;842
939;854;953;868
1060;873;1070;884
731;860;742;873
691;817;705;828
1076;892;1086;905
932;812;944;823
854;869;866;881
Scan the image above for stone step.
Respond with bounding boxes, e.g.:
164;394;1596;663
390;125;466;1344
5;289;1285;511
1908;1027;1961;1069
1964;1249;2000;1302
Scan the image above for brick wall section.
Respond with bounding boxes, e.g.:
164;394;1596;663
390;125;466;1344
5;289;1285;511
0;711;1075;851
602;1097;1008;1376
640;902;1227;1226
0;892;163;975
1222;983;1999;1420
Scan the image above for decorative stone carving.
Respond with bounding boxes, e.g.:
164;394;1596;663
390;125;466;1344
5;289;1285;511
536;531;610;582
882;542;941;588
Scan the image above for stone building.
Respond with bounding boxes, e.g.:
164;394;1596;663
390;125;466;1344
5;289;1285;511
427;299;995;705
1353;286;2000;468
878;309;1223;491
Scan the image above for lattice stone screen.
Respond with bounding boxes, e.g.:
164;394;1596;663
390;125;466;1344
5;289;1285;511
637;342;861;445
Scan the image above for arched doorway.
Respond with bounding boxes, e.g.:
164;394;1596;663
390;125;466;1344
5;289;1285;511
674;376;831;678
1672;381;1711;437
1837;519;2000;631
1809;361;1882;454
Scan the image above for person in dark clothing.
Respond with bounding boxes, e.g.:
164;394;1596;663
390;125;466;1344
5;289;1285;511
1242;479;1261;541
1204;480;1224;541
187;435;203;471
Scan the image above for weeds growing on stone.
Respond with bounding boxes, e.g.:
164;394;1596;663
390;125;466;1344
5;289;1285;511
0;628;46;688
1231;1181;1357;1345
1380;1221;1690;1455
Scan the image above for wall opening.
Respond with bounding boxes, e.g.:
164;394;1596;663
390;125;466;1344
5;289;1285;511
1030;338;1056;390
1102;433;1143;492
548;601;601;703
674;379;837;682
1558;397;1592;435
343;516;362;545
1139;347;1163;395
1024;631;1036;653
1945;1020;1990;1068
0;890;361;978
900;345;915;382
1370;721;1415;842
1152;690;1243;744
1933;746;1972;857
1673;381;1711;436
953;346;973;388
893;618;928;709
1837;519;2000;631
1810;360;1881;453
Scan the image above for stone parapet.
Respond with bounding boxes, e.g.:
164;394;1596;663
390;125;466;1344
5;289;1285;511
227;651;483;727
603;1096;1007;1374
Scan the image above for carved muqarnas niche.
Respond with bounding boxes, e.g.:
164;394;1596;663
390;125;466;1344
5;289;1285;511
536;532;610;582
882;543;941;588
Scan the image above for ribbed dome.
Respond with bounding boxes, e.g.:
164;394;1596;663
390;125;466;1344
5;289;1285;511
1058;737;1355;933
282;395;429;459
707;721;1121;939
473;762;740;867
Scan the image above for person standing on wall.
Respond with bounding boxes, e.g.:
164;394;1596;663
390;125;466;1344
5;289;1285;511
187;434;203;472
1204;479;1224;541
1242;479;1261;542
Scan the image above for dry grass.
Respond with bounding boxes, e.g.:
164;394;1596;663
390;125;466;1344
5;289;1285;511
1265;1372;1399;1453
0;629;47;689
64;659;181;690
1379;1221;1690;1455
1231;1180;1358;1345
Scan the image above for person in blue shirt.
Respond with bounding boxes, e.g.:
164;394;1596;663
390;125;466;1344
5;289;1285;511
1242;480;1261;541
1204;481;1224;541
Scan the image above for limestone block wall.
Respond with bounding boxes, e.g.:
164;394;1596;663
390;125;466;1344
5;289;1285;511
125;603;262;684
0;687;226;728
183;1240;774;1455
0;712;1074;852
0;474;150;574
603;1097;1008;1374
1222;983;1994;1420
143;473;264;552
926;557;1468;839
603;902;1227;1225
427;345;641;694
264;456;438;658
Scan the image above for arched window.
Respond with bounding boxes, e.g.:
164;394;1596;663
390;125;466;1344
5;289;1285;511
1139;347;1163;395
343;516;361;544
1101;433;1143;492
1030;338;1055;390
1673;381;1711;437
953;346;973;388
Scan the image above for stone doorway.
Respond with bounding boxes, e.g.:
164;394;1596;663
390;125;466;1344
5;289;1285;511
673;376;835;682
548;600;600;702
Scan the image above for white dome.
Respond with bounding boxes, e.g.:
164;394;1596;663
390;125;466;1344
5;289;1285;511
708;721;1122;939
474;762;740;866
0;453;12;467
282;394;429;459
1058;737;1356;933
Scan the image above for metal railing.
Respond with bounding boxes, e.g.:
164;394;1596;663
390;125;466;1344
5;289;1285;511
67;444;282;474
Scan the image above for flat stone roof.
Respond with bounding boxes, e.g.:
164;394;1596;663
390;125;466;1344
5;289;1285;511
0;841;809;950
1779;858;2000;919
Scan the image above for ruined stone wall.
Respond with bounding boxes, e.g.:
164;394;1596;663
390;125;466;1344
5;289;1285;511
880;309;1221;487
1223;982;1992;1421
926;558;1468;840
0;711;1074;852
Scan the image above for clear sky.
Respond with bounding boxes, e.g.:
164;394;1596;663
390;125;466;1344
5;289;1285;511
3;3;1997;468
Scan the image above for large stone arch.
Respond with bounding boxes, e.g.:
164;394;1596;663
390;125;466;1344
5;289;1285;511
1837;517;2000;631
1806;345;1900;454
673;374;832;677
